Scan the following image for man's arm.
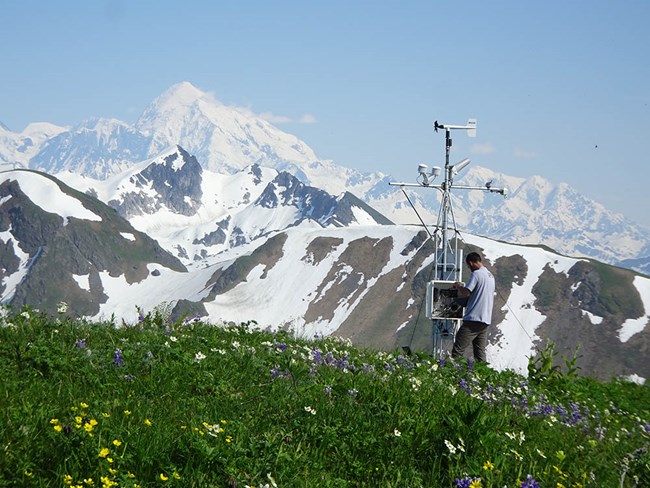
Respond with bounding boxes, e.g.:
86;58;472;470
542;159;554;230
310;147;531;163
453;282;470;298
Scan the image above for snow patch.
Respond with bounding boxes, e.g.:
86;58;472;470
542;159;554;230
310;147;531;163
618;275;650;342
2;171;102;225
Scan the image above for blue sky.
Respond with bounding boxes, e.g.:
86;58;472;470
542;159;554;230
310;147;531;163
2;1;649;227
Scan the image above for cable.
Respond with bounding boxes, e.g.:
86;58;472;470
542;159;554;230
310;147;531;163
400;187;435;240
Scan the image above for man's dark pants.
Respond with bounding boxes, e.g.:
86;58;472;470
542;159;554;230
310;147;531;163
451;320;489;362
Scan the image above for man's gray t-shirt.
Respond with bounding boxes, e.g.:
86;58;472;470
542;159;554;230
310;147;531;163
464;266;495;325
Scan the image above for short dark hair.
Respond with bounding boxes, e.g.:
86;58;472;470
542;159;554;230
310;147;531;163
465;252;482;264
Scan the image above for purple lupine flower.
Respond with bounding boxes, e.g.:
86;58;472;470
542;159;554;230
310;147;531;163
459;379;471;394
270;366;282;382
468;358;474;371
113;348;124;367
312;349;323;365
438;357;446;368
347;388;358;396
521;474;541;488
75;339;87;349
274;343;287;352
324;385;333;396
454;477;481;488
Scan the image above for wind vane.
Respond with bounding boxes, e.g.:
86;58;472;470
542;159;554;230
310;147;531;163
390;119;507;358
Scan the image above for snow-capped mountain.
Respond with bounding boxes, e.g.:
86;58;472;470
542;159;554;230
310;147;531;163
2;81;650;269
0;121;67;171
370;166;650;266
2;168;649;381
55;145;392;267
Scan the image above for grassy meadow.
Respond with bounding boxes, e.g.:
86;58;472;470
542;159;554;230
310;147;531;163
1;304;649;487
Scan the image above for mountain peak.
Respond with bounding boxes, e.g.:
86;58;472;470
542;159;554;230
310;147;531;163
152;81;213;110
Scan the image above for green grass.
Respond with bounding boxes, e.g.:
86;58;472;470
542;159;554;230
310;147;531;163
1;305;649;487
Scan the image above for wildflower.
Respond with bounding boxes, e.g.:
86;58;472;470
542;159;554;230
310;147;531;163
24;470;33;477
304;406;316;415
99;448;110;458
83;478;94;485
84;423;94;433
170;336;178;342
194;351;206;363
108;468;117;475
57;302;68;313
64;474;73;485
123;410;132;416
102;412;110;418
160;473;169;481
483;460;495;471
445;439;457;454
80;402;89;409
521;474;540;488
454;477;482;488
556;450;566;461
394;429;402;437
173;472;181;479
21;311;30;319
113;349;124;367
112;439;122;447
226;435;233;443
144;418;153;426
53;425;63;432
50;418;60;425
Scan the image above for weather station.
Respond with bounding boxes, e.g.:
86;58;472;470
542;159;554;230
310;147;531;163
390;119;507;358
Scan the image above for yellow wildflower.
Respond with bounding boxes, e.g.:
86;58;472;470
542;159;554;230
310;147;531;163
98;448;110;458
84;423;94;433
160;473;169;481
127;472;136;479
84;478;94;485
64;474;73;485
108;468;117;475
144;418;153;427
112;439;122;447
172;472;181;479
102;412;110;418
54;425;63;432
50;418;59;425
470;480;482;488
483;460;494;471
80;402;89;409
123;410;132;416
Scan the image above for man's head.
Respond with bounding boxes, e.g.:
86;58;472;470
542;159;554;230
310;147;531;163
465;252;483;271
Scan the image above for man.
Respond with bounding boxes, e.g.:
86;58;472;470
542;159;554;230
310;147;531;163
451;252;495;363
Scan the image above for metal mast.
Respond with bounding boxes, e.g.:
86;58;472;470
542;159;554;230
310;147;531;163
390;119;507;358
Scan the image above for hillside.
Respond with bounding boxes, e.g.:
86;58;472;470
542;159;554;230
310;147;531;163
1;312;648;486
2;168;649;381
